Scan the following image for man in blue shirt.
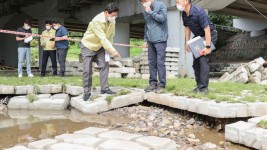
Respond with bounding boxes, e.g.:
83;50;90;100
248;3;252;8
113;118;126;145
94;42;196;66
139;0;168;93
176;0;218;94
53;20;69;77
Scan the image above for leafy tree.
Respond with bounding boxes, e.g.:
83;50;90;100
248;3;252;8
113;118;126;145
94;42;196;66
209;12;238;26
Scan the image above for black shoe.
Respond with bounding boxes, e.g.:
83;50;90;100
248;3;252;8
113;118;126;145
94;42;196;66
192;87;199;93
199;88;208;94
40;74;45;77
101;89;116;94
83;93;91;101
144;85;157;92
156;86;165;94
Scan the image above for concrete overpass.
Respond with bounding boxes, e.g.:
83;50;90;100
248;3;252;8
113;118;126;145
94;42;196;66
0;0;267;77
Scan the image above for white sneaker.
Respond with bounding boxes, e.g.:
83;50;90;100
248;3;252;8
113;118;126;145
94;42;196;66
28;74;34;77
18;74;22;78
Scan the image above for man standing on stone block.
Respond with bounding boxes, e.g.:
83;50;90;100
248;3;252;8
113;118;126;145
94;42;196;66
176;0;218;94
52;20;69;77
16;19;34;78
40;20;57;77
81;3;121;101
139;0;168;93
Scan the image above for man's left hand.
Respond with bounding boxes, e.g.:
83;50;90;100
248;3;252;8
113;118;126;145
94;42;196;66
145;6;151;12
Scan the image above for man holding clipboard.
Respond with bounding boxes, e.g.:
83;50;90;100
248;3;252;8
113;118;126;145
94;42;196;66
176;0;218;94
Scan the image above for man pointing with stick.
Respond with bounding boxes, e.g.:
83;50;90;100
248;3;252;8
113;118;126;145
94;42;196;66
81;3;121;101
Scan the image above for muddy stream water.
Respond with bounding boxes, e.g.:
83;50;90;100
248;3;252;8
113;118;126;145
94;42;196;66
0;108;250;150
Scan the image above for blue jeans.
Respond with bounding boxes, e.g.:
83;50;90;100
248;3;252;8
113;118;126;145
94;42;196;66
148;41;167;87
18;47;32;75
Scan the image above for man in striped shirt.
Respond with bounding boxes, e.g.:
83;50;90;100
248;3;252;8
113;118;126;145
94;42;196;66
176;0;218;94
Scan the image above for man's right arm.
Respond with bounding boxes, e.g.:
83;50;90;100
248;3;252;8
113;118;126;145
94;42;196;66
185;26;191;52
91;21;119;57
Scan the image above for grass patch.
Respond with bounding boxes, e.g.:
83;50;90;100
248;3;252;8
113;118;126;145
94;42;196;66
130;38;143;57
1;75;267;103
90;95;101;101
105;90;131;103
257;120;267;129
27;93;38;103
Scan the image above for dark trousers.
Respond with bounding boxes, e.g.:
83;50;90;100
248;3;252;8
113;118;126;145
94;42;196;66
148;41;167;87
81;44;109;94
57;48;68;76
41;50;57;76
193;30;218;89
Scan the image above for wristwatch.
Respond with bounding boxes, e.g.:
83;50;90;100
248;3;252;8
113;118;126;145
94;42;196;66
206;45;211;49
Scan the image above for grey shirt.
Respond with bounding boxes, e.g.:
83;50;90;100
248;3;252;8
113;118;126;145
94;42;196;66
143;1;168;43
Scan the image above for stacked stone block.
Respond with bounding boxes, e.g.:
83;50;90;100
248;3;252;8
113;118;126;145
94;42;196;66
140;47;180;78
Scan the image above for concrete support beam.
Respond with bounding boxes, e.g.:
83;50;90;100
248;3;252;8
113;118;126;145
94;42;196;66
167;9;194;78
114;23;130;58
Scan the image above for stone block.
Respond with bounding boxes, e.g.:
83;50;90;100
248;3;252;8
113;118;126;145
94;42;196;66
78;66;84;72
187;98;202;113
166;53;179;58
243;127;267;149
28;139;57;149
0;85;15;94
67;61;80;67
108;73;121;78
33;97;69;110
119;67;136;74
109;60;122;68
109;67;121;73
48;143;94;150
5;146;32;150
248;57;265;73
168;96;189;110
8;96;30;110
262;135;267;150
65;85;83;96
98;130;142;141
136;136;177;150
99;139;149;150
121;58;134;67
74;127;109;136
260;79;267;85
248;102;267;117
207;102;238;118
37;84;62;94
109;92;144;109
55;133;94;142
225;121;256;144
248;115;267;124
141;74;150;79
196;100;215;116
122;73;142;78
51;94;69;100
15;85;35;95
37;94;51;99
166;73;177;79
71;96;109;114
219;72;233;82
250;71;261;84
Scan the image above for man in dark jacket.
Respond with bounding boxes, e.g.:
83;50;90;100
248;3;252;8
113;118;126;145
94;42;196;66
176;0;218;94
140;0;168;93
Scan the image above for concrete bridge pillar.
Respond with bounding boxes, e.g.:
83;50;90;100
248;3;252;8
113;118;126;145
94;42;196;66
113;22;130;58
38;17;64;68
167;9;194;78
